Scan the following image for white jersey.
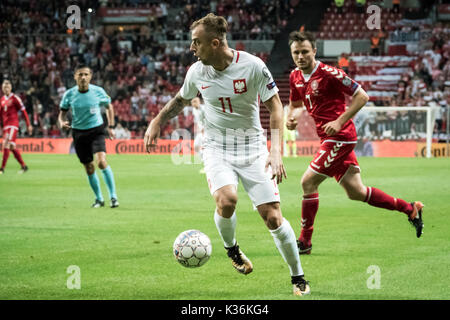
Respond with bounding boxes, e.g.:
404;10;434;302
193;104;205;132
180;50;279;162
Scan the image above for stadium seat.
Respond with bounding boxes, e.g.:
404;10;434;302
321;24;330;32
355;31;366;39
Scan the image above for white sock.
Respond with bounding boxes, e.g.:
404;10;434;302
270;218;304;276
214;210;237;248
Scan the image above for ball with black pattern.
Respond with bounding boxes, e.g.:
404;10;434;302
173;230;212;268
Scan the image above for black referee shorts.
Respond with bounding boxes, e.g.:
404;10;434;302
72;125;107;164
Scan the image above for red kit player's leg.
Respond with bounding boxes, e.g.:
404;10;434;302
11;149;26;168
298;193;319;253
339;164;414;216
340;165;424;238
1;148;10;171
1;127;14;171
364;187;413;215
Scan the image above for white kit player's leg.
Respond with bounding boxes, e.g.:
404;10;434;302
214;210;237;248
204;150;252;275
269;217;311;296
269;218;304;277
215;208;253;275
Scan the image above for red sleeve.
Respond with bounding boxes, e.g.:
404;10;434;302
289;71;302;102
14;95;31;127
327;68;361;97
22;108;31;127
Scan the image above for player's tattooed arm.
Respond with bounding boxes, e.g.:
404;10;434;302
157;93;190;125
144;93;190;152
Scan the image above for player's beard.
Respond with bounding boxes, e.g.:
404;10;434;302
198;56;210;65
298;60;314;74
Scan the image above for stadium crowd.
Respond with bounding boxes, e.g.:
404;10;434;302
0;0;448;139
359;21;450;138
0;0;290;139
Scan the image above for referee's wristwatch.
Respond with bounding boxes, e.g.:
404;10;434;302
108;125;115;129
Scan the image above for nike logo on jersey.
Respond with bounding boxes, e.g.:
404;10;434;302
201;85;211;89
296;83;304;87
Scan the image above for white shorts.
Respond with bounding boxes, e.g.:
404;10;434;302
203;150;280;207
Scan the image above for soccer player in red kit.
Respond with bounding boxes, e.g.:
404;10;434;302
0;80;33;174
286;31;424;255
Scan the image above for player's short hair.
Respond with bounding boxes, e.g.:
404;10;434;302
288;31;316;50
190;13;228;41
2;79;11;85
75;64;92;74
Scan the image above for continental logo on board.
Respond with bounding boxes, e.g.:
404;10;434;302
109;140;194;155
417;143;449;157
114;141;147;154
0;139;70;153
0;141;52;152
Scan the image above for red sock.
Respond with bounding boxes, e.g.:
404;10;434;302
365;187;413;215
11;149;25;167
2;149;10;169
299;193;319;245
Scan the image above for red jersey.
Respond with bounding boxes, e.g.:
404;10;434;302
0;94;30;129
289;61;361;142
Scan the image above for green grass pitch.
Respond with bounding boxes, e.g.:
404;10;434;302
0;154;449;300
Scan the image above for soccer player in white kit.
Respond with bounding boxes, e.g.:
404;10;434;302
144;13;310;296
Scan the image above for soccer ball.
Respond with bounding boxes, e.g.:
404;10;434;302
173;230;212;268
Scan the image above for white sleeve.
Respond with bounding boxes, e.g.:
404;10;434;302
179;63;199;100
253;58;279;103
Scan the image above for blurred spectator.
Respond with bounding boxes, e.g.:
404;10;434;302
338;53;350;74
131;91;140;115
115;122;131;139
370;31;381;56
392;0;400;14
356;0;366;14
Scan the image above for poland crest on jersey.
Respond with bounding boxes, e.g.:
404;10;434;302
233;79;247;94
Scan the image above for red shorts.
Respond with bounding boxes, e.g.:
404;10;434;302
309;140;360;182
2;126;18;145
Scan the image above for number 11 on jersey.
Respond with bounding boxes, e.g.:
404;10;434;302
219;97;233;113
